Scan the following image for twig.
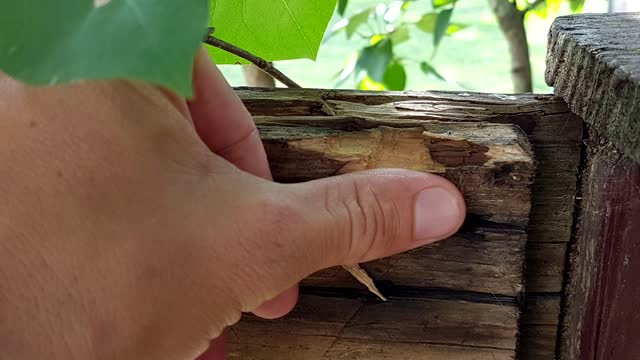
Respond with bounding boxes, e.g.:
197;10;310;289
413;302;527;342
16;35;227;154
203;28;301;88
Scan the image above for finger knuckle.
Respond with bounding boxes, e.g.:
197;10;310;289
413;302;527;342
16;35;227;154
333;180;400;262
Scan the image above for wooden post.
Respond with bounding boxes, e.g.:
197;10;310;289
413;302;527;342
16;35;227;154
546;13;640;360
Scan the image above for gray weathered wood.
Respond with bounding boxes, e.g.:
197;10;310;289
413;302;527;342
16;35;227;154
303;228;526;296
228;294;520;359
546;13;640;162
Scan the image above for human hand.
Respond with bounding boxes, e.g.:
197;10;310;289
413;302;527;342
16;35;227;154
0;48;465;360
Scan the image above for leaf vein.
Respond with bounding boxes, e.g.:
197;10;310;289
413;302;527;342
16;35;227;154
279;0;314;56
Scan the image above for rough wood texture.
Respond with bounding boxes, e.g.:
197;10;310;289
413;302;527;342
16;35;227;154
546;12;640;162
261;121;534;226
559;148;640;360
547;13;640;360
520;296;561;360
303;227;526;296
242;88;582;293
228;293;519;359
231;88;583;359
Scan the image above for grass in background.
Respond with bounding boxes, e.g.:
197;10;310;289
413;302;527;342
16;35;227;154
219;0;607;94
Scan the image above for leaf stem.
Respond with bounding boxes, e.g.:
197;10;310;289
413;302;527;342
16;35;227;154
203;30;301;88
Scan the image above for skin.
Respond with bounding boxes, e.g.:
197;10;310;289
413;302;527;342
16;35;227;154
0;48;466;360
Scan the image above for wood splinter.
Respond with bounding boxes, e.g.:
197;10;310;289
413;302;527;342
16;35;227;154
341;264;387;301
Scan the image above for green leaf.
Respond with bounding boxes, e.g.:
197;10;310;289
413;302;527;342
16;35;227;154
356;38;393;83
209;0;338;64
569;0;585;12
434;8;454;50
346;8;375;39
447;23;468;35
420;61;445;81
530;0;549;18
417;12;465;37
389;25;411;45
416;12;438;33
547;0;563;14
514;0;529;12
338;0;349;16
0;0;208;97
383;61;407;91
432;0;457;8
359;76;385;91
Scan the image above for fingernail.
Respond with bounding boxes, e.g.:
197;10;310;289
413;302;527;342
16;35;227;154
414;187;462;242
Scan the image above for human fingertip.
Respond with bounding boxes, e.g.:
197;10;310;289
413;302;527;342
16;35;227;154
414;186;465;244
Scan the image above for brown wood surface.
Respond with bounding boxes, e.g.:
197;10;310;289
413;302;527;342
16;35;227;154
230;88;583;358
546;13;640;360
303;227;526;296
519;296;561;360
228;294;519;359
258;117;533;301
261;121;534;227
242;88;582;295
559;149;640;360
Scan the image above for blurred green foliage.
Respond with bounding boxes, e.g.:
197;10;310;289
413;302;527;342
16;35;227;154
329;0;586;91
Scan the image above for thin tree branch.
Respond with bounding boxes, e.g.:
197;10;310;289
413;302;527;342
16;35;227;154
203;29;301;88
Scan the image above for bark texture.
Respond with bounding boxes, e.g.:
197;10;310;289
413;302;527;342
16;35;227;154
488;0;533;93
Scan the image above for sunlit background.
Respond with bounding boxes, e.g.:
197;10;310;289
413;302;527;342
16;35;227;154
220;0;613;93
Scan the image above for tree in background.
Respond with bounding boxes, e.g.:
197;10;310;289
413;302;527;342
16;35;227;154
324;0;586;93
488;0;585;92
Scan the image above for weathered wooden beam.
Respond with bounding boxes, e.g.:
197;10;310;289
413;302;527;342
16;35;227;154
228;293;519;359
260;120;534;227
232;88;582;359
303;227;526;296
241;88;582;295
559;151;640;360
519;296;561;360
546;13;640;360
546;12;640;162
240;87;582;246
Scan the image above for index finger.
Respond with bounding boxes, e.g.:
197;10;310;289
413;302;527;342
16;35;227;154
187;47;272;179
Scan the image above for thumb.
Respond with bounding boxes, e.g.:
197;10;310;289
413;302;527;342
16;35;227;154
220;169;465;314
278;169;465;273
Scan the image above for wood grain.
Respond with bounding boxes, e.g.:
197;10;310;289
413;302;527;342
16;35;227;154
303;227;526;296
559;149;640;360
260;121;535;227
228;294;519;359
546;13;640;360
230;87;583;359
546;13;640;162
